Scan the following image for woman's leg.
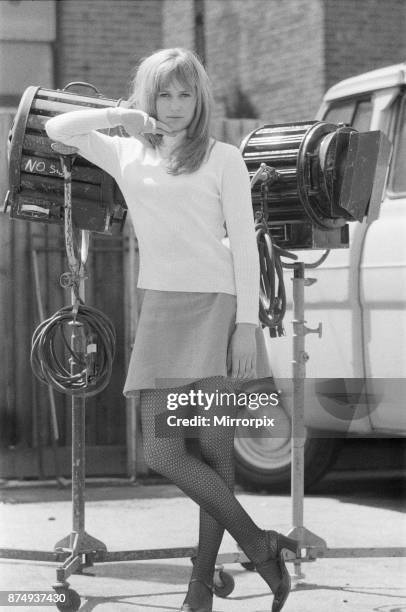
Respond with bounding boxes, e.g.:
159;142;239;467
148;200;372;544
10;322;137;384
190;377;238;576
139;383;270;566
183;376;239;608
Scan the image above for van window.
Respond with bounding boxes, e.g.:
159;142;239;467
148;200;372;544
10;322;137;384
351;100;373;131
323;101;355;125
391;97;406;194
323;98;372;130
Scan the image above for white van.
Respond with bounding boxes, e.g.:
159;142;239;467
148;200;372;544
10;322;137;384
234;62;406;490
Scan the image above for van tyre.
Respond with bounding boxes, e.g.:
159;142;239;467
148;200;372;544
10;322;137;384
234;435;342;492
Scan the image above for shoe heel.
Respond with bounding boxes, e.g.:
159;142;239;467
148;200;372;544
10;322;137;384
278;534;299;555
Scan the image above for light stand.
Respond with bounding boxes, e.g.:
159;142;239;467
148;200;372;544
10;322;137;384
50;145;107;608
286;261;326;580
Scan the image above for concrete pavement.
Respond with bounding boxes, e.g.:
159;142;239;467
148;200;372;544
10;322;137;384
0;475;405;611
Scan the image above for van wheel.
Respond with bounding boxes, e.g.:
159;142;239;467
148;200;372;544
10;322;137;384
234;432;342;492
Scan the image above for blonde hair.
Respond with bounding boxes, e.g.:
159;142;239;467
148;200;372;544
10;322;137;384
128;48;214;175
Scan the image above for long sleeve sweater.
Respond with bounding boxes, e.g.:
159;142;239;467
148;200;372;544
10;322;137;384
45;108;260;325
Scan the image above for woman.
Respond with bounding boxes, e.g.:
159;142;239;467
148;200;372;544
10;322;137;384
46;47;298;612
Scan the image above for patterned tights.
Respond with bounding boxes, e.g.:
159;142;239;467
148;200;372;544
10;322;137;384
140;376;269;590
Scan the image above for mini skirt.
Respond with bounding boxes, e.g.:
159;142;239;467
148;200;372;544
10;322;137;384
123;289;272;395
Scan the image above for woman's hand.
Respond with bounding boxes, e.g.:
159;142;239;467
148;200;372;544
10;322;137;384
227;323;257;380
117;109;173;140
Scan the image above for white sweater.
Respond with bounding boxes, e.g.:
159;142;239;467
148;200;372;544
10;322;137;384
45;108;260;324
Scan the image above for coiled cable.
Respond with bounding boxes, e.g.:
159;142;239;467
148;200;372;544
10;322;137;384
31;303;116;397
256;218;297;336
251;162;330;335
250;163;297;335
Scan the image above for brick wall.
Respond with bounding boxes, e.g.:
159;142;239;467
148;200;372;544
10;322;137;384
160;0;406;123
205;0;325;123
325;0;406;89
57;0;162;100
162;0;195;50
55;0;406;119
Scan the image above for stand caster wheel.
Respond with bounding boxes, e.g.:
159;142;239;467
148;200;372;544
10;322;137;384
236;544;255;571
241;561;256;571
55;588;81;611
213;569;234;598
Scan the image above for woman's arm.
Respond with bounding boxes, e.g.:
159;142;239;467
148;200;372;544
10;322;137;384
46;107;171;178
45;107;129;178
45;106;168;142
45;107;123;142
221;145;260;326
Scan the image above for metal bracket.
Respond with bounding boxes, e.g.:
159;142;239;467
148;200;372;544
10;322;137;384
304;322;323;338
50;142;79;157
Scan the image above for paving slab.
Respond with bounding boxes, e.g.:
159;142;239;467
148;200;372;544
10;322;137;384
0;477;405;612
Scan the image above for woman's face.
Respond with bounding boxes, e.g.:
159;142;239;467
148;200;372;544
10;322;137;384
155;79;197;133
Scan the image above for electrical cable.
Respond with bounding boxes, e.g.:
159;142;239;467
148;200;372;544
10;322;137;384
256;217;297;336
280;249;330;270
31;303;116;397
29;149;116;399
251;164;297;336
251;162;331;335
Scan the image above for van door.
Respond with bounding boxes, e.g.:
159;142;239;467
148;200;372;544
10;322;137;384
359;93;406;434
